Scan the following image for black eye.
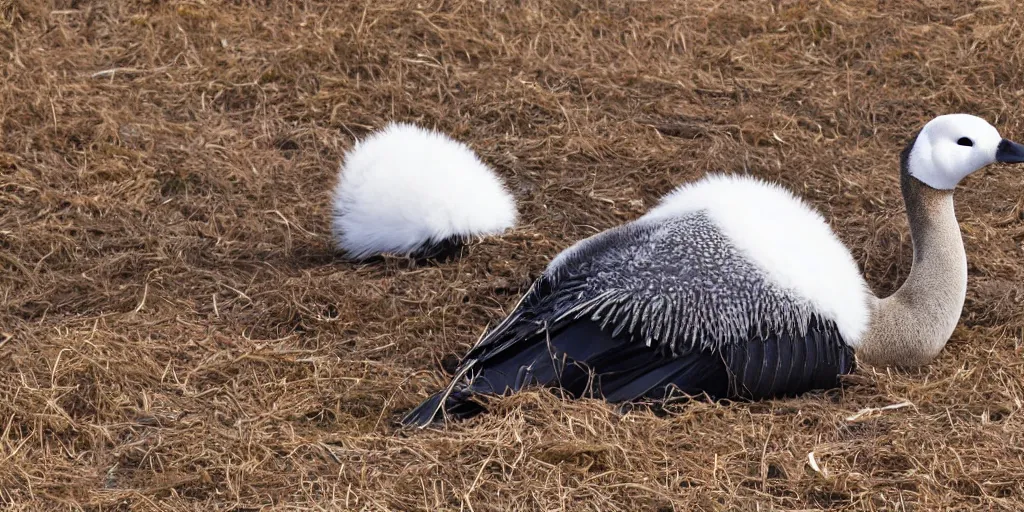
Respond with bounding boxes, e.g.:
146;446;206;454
957;137;974;147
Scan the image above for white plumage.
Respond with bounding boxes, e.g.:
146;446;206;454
642;173;872;347
331;122;517;260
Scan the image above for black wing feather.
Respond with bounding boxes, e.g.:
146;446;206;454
401;311;855;427
767;334;794;397
401;216;859;428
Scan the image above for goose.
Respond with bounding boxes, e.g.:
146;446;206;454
331;122;517;261
401;113;1024;427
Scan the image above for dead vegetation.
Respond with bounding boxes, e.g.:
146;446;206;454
2;0;1024;510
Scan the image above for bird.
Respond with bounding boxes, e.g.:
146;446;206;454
330;122;517;261
400;113;1024;428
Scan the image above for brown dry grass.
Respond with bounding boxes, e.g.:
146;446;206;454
2;0;1024;510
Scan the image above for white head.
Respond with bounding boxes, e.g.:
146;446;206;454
907;114;1024;190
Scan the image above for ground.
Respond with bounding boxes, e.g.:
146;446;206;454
2;0;1024;510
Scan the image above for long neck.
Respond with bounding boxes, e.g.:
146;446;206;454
857;138;968;367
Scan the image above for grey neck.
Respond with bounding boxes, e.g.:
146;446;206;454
857;135;968;367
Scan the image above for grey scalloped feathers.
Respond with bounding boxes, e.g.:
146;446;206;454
330;122;518;262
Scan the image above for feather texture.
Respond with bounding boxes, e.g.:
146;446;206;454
331;122;517;260
542;212;821;353
638;173;870;347
401;311;854;427
402;186;863;427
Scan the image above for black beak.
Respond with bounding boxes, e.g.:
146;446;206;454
995;139;1024;163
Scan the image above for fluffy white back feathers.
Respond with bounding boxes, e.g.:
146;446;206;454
642;173;872;347
331;122;518;259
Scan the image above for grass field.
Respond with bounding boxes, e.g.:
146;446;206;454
3;0;1024;510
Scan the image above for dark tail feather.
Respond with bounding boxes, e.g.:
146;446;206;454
399;342;555;428
399;321;609;428
400;387;488;428
400;390;446;427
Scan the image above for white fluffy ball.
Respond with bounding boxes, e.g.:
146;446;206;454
331;122;518;260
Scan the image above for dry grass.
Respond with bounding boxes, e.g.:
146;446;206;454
2;0;1024;510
